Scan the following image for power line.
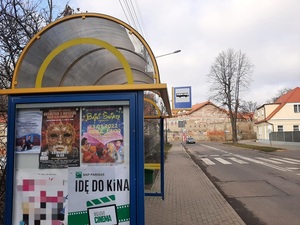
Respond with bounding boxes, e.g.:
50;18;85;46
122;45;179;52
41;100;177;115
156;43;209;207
119;0;149;42
133;0;149;42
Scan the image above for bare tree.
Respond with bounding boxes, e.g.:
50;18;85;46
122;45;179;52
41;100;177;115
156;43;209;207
208;49;254;144
0;0;73;222
267;87;292;103
239;100;257;121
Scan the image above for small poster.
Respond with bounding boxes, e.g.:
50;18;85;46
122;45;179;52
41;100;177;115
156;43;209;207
39;107;80;169
13;169;68;225
15;109;42;153
81;106;124;164
68;166;130;225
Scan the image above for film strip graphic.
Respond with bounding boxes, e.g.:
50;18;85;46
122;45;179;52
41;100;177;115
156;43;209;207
68;195;130;224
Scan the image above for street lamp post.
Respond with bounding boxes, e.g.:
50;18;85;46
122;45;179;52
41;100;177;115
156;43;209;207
155;50;181;143
155;50;181;58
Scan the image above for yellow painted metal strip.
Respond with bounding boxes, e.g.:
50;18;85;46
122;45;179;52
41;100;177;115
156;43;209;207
35;38;133;87
144;163;161;170
0;83;168;95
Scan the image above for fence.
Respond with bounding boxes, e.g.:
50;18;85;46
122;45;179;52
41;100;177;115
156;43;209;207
269;131;300;143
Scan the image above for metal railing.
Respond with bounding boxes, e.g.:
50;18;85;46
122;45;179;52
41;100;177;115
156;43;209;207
269;131;300;142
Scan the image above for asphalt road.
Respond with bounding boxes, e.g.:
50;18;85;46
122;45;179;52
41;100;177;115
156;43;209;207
184;142;300;225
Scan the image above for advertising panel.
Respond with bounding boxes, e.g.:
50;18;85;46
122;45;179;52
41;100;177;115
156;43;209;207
81;106;124;164
15;110;42;153
39;107;80;169
68;166;129;224
13;169;68;225
13;103;130;225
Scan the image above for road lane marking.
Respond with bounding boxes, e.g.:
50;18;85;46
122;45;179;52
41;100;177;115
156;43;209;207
198;154;208;157
270;158;299;164
228;157;249;164
201;158;215;165
256;157;283;164
215;158;232;164
200;144;229;154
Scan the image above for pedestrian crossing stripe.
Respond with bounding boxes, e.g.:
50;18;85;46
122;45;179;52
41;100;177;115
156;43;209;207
200;156;299;170
68;195;130;223
215;157;231;164
256;157;283;164
270;158;299;164
283;158;300;163
201;158;215;165
228;157;249;164
286;167;300;170
201;157;248;165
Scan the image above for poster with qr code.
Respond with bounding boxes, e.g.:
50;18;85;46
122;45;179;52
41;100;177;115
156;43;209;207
13;169;68;225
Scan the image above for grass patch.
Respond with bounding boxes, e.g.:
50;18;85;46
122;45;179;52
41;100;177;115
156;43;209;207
224;143;282;152
165;142;172;152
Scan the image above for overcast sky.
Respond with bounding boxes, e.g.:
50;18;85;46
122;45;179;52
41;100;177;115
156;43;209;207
59;0;300;106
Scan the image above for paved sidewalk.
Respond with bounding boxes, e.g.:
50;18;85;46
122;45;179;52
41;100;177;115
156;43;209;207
145;143;245;225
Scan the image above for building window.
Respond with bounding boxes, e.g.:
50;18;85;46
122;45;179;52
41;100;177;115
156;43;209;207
293;125;299;131
294;104;300;113
277;125;283;132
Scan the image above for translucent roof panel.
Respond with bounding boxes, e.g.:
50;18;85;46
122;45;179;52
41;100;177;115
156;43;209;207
13;14;158;88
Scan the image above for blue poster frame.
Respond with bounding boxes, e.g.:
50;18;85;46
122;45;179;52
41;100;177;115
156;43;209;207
5;91;145;225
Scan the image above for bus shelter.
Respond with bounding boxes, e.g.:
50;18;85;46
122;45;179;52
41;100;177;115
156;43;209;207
1;13;171;225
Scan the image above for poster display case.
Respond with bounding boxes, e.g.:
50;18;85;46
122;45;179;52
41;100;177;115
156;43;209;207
6;92;144;225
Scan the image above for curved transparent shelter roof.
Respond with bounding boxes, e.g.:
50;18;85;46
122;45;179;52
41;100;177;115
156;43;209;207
1;13;171;117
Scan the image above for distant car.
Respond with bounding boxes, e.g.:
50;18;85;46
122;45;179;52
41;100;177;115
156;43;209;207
186;137;195;144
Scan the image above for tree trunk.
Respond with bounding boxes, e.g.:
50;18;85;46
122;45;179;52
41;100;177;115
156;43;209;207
229;112;238;144
231;122;238;144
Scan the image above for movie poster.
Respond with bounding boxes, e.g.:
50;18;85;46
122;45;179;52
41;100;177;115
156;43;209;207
15;109;42;153
81;106;124;164
68;166;130;225
13;169;68;225
39;107;80;169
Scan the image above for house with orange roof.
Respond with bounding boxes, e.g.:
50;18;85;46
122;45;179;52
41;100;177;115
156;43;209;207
167;101;255;142
254;87;300;142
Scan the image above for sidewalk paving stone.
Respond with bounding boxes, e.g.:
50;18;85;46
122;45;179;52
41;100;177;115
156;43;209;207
145;143;245;225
